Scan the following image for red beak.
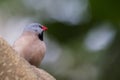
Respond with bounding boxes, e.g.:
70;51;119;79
42;26;48;31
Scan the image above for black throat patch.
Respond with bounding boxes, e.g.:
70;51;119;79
38;32;43;41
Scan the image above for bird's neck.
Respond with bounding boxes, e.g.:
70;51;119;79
22;31;44;41
22;31;36;35
21;31;38;39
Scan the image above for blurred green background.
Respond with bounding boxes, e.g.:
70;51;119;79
0;0;120;80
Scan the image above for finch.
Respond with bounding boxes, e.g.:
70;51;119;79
13;23;47;67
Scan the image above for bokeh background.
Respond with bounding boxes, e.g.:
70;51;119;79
0;0;120;80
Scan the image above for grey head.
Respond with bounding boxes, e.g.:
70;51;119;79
24;23;47;41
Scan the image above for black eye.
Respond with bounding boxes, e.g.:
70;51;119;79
35;30;38;32
33;25;37;27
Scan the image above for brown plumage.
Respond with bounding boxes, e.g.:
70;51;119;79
13;23;47;67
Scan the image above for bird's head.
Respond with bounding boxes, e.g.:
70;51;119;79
24;23;48;40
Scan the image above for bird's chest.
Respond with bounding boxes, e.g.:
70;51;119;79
14;37;46;61
23;39;45;55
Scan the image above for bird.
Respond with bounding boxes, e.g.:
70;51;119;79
13;23;48;67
